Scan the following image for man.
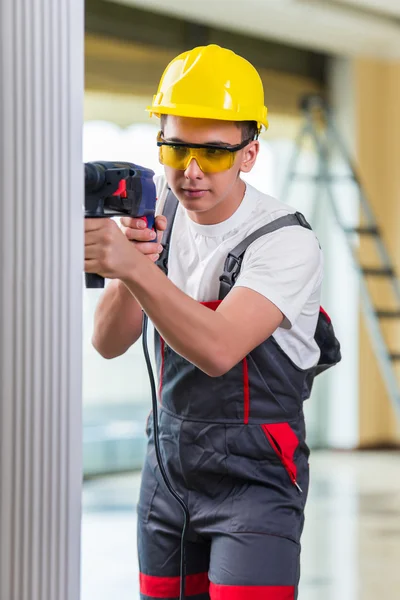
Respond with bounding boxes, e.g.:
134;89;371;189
85;44;323;600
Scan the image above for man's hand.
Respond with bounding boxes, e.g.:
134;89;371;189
85;218;143;280
85;216;166;279
120;215;167;262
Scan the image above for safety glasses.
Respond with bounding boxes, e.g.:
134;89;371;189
156;132;253;173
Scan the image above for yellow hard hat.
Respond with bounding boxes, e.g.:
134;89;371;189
147;44;269;130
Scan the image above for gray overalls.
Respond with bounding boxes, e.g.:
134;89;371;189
137;192;333;600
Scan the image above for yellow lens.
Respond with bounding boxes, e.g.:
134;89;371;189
159;144;236;173
196;147;235;173
159;145;190;169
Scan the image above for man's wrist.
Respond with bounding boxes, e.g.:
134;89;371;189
119;246;146;288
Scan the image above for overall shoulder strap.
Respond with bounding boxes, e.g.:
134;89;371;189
156;188;179;275
219;212;312;300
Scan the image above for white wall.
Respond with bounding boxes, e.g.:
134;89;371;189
325;57;360;449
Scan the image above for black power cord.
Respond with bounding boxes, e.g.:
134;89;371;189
141;313;190;600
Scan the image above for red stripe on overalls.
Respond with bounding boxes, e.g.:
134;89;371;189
158;338;165;403
140;572;209;597
202;300;250;424
201;300;222;311
209;582;295;599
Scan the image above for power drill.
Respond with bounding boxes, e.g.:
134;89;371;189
84;161;157;288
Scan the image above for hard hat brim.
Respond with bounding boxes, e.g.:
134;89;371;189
146;103;269;130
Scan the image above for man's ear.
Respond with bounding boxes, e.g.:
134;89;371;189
240;140;259;173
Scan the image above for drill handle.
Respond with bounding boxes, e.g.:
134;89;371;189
85;273;105;288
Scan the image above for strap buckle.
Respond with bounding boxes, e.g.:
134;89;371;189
218;254;243;299
224;254;243;282
295;212;312;230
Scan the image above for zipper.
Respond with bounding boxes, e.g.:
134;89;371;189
290;475;303;494
281;456;303;494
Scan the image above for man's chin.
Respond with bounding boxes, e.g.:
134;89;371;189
177;192;212;211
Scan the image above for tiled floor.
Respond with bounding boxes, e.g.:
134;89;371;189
81;451;400;599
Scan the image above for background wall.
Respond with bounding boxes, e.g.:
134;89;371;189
355;58;400;446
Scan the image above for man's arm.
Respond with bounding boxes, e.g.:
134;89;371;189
122;262;284;377
91;279;144;359
91;215;166;359
86;218;321;375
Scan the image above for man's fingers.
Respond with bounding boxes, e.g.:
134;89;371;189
156;229;164;244
120;217;148;229
123;227;157;242
85;218;104;232
85;231;101;246
155;215;167;231
85;244;102;260
84;259;100;273
134;242;163;256
119;215;166;250
120;216;167;230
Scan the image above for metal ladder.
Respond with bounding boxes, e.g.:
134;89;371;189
281;94;400;417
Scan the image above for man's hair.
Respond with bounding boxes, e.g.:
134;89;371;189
160;115;259;142
236;121;259;142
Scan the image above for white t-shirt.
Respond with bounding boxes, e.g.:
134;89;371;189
155;175;323;370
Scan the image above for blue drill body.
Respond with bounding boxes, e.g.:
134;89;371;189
84;160;157;287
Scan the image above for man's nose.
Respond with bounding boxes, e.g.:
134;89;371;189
184;157;204;179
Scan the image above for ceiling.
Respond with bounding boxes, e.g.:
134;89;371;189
116;0;400;59
332;0;400;18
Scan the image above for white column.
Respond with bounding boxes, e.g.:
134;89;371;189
0;0;84;599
